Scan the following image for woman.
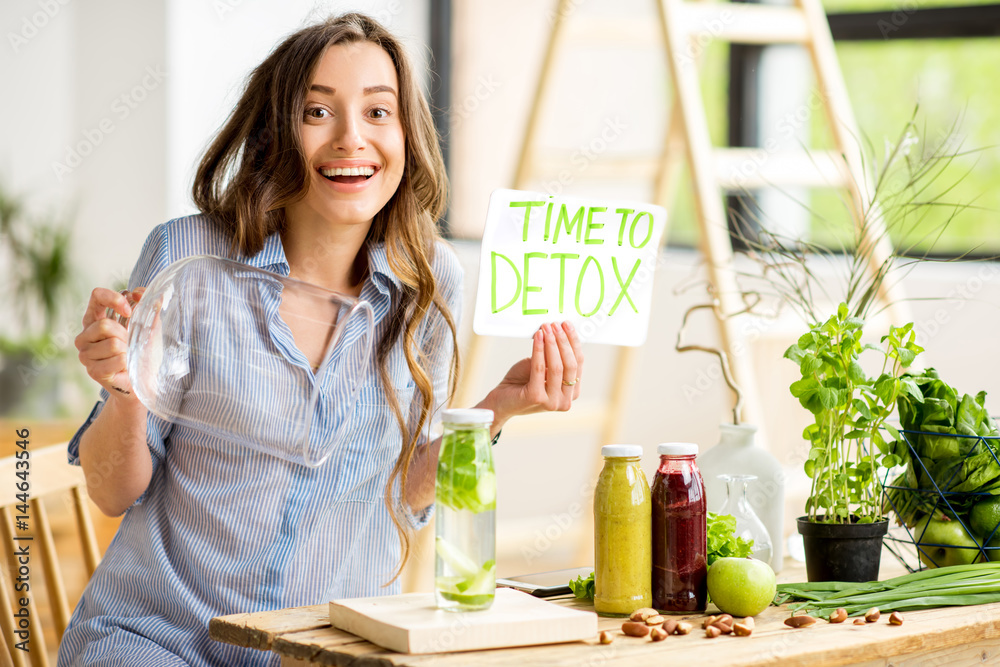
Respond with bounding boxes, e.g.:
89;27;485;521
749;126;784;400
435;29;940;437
63;13;582;667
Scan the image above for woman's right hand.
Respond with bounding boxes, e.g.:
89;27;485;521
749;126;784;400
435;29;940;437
75;287;145;398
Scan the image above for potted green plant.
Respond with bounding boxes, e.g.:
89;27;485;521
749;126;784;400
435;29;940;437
735;110;975;581
0;183;78;417
785;305;921;581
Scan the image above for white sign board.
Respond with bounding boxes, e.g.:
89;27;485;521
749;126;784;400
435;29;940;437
473;189;667;346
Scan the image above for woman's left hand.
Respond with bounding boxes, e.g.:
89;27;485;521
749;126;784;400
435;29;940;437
478;321;584;429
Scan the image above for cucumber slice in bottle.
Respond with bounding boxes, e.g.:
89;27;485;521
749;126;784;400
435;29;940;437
435;575;463;593
475;471;496;507
456;561;496;594
435;536;479;579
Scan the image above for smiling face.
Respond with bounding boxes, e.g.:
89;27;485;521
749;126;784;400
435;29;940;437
288;40;405;231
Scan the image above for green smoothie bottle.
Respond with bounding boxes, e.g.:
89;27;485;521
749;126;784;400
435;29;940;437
594;444;652;617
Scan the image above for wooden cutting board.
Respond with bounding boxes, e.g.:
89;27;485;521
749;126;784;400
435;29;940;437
328;588;598;654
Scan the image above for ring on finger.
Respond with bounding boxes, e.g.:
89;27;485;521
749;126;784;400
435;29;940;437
562;377;579;386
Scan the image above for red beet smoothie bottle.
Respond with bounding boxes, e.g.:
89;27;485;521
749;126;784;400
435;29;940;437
651;442;707;612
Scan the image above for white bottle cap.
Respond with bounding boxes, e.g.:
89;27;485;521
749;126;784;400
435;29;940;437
442;408;494;425
601;444;642;458
657;442;699;456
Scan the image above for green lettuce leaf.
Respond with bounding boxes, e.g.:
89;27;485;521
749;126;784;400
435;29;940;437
707;512;754;566
568;571;595;600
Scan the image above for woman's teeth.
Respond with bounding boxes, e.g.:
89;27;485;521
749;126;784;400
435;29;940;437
320;166;375;178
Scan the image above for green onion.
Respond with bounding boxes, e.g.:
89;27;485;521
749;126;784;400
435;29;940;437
775;562;1000;618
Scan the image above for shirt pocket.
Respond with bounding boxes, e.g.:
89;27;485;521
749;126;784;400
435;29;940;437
329;381;417;502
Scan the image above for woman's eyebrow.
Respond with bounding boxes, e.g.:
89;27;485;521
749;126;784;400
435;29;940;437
308;84;397;97
363;85;397;97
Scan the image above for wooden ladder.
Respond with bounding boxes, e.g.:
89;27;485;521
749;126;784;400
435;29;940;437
453;0;909;568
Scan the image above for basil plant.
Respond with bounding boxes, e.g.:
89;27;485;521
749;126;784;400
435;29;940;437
784;303;923;524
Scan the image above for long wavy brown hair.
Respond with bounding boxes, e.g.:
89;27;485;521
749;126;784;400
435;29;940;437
192;13;459;581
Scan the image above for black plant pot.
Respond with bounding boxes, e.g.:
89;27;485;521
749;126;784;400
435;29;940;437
797;516;889;582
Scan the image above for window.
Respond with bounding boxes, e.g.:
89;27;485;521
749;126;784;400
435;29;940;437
730;2;1000;255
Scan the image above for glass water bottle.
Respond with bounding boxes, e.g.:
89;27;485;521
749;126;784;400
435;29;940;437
434;409;496;611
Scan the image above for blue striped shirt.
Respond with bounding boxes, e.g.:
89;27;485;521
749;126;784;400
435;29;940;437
59;215;462;667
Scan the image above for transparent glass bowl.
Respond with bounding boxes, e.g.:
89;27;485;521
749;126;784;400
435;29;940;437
126;255;374;467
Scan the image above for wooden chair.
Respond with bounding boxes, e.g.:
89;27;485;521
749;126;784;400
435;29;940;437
1;442;101;667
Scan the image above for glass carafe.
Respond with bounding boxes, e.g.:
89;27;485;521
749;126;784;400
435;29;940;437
718;474;773;564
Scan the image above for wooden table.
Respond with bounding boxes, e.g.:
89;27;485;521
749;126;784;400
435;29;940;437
210;561;1000;666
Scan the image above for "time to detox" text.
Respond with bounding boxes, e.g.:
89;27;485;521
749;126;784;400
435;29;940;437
490;201;656;317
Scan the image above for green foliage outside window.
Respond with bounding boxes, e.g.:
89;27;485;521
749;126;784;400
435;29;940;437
809;38;1000;255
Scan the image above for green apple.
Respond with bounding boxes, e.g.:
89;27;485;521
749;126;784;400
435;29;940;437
970;497;1000;562
913;515;982;568
707;557;776;617
970;497;1000;539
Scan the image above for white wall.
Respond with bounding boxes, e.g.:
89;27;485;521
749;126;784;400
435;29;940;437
1;0;169;357
1;0;77;210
